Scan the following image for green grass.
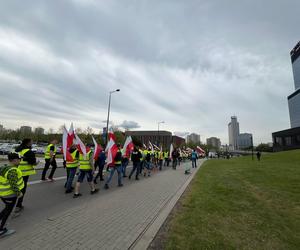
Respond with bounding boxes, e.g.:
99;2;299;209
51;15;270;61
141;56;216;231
165;150;300;250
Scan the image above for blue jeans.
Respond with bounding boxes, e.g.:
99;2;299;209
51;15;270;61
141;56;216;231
105;165;122;185
192;159;197;168
65;167;77;191
122;158;129;177
129;162;140;178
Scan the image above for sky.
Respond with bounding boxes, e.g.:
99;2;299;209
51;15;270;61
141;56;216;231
0;0;299;144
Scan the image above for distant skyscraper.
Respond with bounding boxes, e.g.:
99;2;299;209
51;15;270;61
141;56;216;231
237;133;253;149
187;133;201;144
228;116;240;150
0;124;3;132
206;137;221;149
288;41;300;128
34;127;45;134
20;126;32;134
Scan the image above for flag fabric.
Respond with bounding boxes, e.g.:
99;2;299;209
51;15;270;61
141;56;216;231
152;143;160;151
106;138;118;166
75;134;87;159
169;143;174;159
196;146;205;155
108;127;116;142
149;141;154;153
62;125;73;162
143;143;147;149
92;136;103;160
122;136;134;157
67;123;75;147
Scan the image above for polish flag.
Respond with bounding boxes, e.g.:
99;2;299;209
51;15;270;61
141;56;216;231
67;123;75;147
169;143;174;159
143;143;147;149
149;141;154;153
106;138;118;166
108;127;116;142
152;143;160;151
122;136;134;157
75;134;87;159
62;125;73;162
196;146;205;155
92;136;103;160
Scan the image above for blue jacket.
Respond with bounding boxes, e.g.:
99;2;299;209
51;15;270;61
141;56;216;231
191;152;197;159
97;151;106;165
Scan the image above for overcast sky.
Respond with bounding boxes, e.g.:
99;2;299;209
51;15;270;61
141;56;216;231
0;0;299;144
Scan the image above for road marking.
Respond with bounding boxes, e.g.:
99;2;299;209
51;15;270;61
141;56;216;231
28;176;67;185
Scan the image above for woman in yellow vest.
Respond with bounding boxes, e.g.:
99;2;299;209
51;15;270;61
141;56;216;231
65;145;79;194
41;139;58;181
73;148;99;198
14;138;37;213
0;153;24;237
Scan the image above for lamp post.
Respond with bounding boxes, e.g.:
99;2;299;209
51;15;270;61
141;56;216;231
106;89;120;145
157;121;165;147
251;135;254;160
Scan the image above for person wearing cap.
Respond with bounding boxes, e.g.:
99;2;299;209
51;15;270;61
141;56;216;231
104;143;123;189
0;153;24;237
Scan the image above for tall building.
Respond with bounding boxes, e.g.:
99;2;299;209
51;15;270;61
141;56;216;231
237;133;253;149
20;126;32;134
288;41;300;128
272;41;300;151
206;137;221;149
0;124;4;133
186;133;200;144
228;116;240;150
172;135;186;148
34;127;45;134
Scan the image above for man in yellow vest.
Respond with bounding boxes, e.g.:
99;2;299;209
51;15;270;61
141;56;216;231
65;144;79;194
41;139;58;181
73;148;99;198
0;153;24;237
14;138;37;213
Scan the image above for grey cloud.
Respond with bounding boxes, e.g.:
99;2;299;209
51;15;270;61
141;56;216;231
118;120;141;130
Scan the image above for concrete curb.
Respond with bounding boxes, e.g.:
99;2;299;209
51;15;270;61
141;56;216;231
129;160;205;250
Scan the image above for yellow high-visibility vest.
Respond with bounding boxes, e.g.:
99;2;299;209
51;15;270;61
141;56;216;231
45;144;56;159
19;149;36;176
0;166;24;198
66;150;79;168
79;151;92;170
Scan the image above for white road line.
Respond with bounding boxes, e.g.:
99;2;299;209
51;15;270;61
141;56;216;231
28;176;67;185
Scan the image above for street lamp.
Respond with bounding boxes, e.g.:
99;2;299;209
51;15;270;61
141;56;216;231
106;89;120;145
157;121;165;146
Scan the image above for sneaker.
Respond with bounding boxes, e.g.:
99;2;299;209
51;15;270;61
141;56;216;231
73;193;82;198
65;190;72;194
48;178;54;182
135;177;139;180
91;188;99;195
0;228;15;238
123;175;128;178
118;184;123;187
100;178;104;181
104;184;109;189
41;178;47;181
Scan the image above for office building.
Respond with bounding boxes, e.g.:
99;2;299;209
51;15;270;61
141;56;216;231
186;133;200;144
20;126;32;134
228;116;240;150
273;41;300;151
237;133;253;149
0;124;4;133
172;135;186;148
34;127;45;134
206;137;221;149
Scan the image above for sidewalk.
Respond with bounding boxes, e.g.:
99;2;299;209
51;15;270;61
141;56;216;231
0;160;204;250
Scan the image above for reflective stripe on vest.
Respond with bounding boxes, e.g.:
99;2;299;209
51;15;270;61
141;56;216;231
114;150;122;165
19;149;36;176
45;144;56;159
79;151;92;170
66;150;79;168
0;167;24;198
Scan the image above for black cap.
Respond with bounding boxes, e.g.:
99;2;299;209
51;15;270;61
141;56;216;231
8;153;21;161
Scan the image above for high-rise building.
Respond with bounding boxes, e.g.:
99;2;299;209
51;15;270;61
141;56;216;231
237;133;253;149
0;124;4;133
206;137;221;149
272;41;300;151
228;116;240;150
186;133;200;144
20;126;32;134
288;41;300;128
34;127;45;134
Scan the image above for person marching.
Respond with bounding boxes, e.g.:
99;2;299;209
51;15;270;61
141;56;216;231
128;146;142;180
73;148;99;198
41;139;58;181
0;153;24;237
164;151;169;166
93;150;106;184
158;150;164;171
191;149;198;168
104;144;123;189
143;148;152;177
65;144;79;193
15;138;37;213
121;154;129;178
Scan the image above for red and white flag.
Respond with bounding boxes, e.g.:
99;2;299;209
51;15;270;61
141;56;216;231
169;143;174;159
67;123;75;147
196;146;205;155
122;136;134;157
108;127;116;142
152;143;160;151
92;136;103;160
75;134;87;159
62;125;73;162
149;141;154;153
106;138;118;166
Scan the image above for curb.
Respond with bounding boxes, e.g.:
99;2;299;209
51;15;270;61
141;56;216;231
129;160;205;250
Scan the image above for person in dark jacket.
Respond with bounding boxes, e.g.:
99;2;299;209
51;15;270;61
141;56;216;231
172;148;179;170
93;150;106;184
128;146;141;180
14;138;38;213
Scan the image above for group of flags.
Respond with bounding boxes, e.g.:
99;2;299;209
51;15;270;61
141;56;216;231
62;123;206;164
